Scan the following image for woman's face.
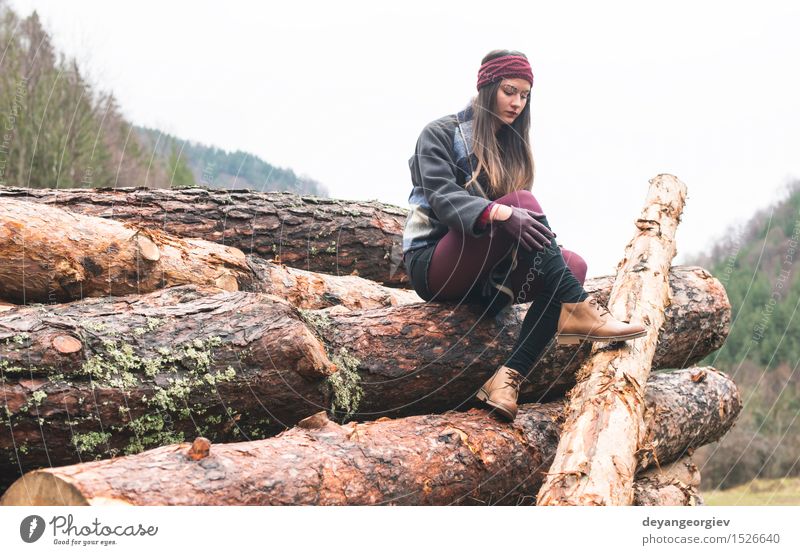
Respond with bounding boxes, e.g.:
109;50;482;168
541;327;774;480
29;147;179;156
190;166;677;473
494;78;531;125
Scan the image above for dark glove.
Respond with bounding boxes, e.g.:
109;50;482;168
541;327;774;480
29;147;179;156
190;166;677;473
495;206;556;252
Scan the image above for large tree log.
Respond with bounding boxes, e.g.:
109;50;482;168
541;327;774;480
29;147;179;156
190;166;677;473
0;185;409;286
0;197;418;309
537;174;687;506
0;197;256;302
0;367;740;506
319;265;728;416
0;286;339;489
0;265;727;485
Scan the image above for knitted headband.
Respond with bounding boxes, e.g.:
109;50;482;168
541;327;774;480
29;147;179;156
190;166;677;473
476;54;534;91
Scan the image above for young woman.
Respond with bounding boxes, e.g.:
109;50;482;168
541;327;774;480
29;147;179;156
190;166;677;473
401;49;647;422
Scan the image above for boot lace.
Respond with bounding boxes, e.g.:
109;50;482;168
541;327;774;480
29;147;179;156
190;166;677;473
588;296;613;318
505;370;525;389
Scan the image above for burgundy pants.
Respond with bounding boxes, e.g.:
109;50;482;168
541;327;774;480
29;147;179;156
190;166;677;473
427;190;587;303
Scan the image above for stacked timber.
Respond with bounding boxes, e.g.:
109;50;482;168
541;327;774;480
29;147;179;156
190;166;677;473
0;176;738;504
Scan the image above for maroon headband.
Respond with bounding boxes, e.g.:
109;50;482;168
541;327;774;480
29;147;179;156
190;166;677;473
476;55;534;91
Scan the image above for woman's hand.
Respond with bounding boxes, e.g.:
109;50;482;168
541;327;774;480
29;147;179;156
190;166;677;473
492;205;555;252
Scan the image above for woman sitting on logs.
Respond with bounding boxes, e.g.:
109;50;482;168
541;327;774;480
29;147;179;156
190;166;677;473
401;49;647;422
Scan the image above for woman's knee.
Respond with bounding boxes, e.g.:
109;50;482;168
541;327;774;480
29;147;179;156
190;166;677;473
561;248;588;285
494;189;542;213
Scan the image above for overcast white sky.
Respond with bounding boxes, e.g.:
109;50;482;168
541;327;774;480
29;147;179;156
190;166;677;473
7;0;800;276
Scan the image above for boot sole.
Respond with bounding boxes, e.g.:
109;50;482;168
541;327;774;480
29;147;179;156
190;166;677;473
556;329;648;345
475;388;516;421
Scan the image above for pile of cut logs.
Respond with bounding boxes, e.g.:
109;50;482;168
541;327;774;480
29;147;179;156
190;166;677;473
0;174;739;505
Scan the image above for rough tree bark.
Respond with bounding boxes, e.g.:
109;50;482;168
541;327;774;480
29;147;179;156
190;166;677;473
0;197;418;309
0;368;740;506
0;265;727;485
537;173;687;506
0;185;409;286
319;265;729;415
633;455;704;506
0;286;338;488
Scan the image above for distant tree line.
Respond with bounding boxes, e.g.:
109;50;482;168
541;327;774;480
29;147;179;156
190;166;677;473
136;126;328;195
691;180;800;489
0;2;326;195
0;4;172;188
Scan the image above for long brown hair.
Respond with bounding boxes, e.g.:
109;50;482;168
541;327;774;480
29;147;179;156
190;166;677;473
466;49;535;197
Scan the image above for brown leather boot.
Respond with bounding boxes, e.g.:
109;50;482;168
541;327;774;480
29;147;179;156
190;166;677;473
556;295;647;345
475;366;525;421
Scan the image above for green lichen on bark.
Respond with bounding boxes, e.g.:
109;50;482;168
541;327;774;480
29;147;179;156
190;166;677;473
11;333;29;346
72;331;238;454
71;431;112;456
326;347;363;421
0;358;27;375
124;414;184;455
297;308;333;332
1;319;249;457
31;390;47;406
295;311;364;422
83;321;108;333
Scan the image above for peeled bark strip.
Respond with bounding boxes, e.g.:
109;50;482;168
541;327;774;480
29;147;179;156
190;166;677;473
0;368;740;506
633;456;704;506
537;174;687;506
246;256;421;309
0;265;727;483
0;185;409;286
0;198;256;303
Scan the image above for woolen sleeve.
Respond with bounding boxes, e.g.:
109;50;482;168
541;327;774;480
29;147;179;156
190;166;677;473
410;121;493;238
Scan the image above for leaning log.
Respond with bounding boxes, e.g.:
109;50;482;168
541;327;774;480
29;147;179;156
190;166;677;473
0;266;727;483
537;174;687;506
0;197;418;309
0;367;740;506
0;185;409;286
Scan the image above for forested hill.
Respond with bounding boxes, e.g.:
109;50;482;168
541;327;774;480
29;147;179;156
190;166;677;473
692;180;800;368
688;180;800;489
0;4;326;195
134;126;328;196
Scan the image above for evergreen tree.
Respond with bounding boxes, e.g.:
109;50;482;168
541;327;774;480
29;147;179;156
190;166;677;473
167;143;195;187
